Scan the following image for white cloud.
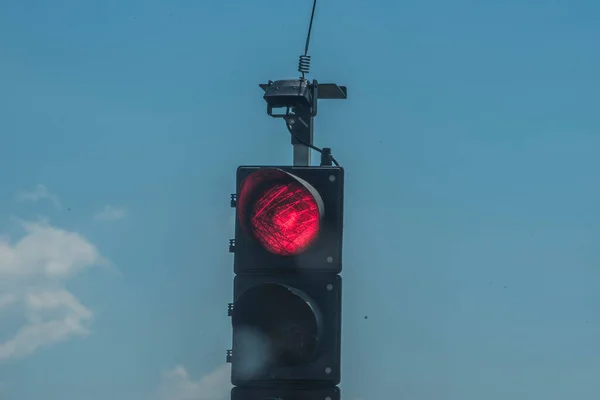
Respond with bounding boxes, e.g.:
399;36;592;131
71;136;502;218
94;205;126;222
158;364;232;400
15;184;61;209
0;219;105;360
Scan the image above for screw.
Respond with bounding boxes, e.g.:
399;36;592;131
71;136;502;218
325;367;332;374
326;283;333;291
326;256;333;263
329;175;336;182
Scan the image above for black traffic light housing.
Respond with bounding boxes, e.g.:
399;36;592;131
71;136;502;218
229;166;344;388
231;274;342;385
233;166;344;274
231;386;340;400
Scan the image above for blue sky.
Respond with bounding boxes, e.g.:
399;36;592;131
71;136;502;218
1;0;599;399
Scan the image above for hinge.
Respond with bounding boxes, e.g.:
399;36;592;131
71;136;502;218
230;194;237;208
229;239;235;253
227;303;234;316
226;349;232;363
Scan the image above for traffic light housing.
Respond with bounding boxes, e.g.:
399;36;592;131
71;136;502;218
234;166;344;274
231;386;340;400
229;166;344;388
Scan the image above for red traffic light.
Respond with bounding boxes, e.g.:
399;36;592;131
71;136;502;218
238;168;324;256
250;181;319;255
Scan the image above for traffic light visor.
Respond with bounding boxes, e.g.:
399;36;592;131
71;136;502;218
238;168;324;256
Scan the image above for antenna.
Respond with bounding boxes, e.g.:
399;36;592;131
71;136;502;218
298;0;318;79
259;0;347;167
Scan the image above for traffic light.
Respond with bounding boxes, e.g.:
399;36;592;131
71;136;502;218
228;165;344;392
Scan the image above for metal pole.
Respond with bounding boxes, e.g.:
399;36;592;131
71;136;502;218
293;144;310;166
290;110;313;167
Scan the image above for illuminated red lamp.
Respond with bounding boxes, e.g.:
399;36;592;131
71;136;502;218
237;168;325;256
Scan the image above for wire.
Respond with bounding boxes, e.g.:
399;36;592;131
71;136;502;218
286;122;340;167
304;0;317;56
298;0;317;79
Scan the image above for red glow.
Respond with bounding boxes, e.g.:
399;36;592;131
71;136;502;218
250;182;320;255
